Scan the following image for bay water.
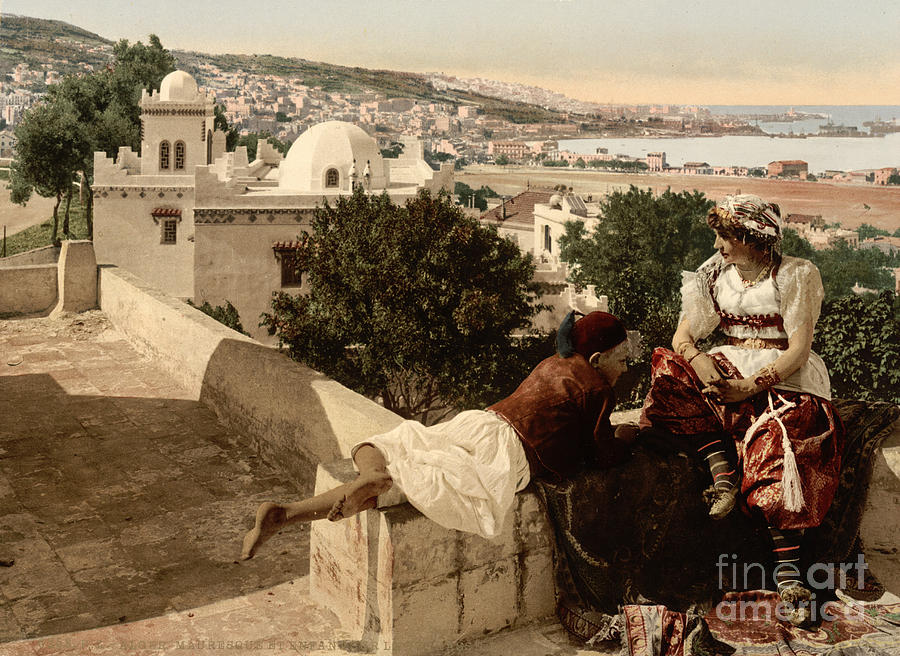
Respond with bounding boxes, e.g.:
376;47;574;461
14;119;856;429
560;105;900;173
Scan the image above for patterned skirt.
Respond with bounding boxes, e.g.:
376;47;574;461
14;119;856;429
639;348;844;530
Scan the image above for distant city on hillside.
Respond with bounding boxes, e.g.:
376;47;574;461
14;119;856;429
1;13;898;180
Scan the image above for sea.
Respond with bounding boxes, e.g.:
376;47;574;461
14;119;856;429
559;105;900;173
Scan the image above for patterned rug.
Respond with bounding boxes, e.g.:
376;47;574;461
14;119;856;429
536;400;900;655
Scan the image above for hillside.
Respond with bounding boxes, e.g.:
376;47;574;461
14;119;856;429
1;13;568;124
0;13;113;77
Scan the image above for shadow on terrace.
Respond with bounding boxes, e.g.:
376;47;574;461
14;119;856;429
0;315;309;642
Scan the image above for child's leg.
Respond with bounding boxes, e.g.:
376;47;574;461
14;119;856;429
697;434;737;519
768;526;811;626
241;445;392;559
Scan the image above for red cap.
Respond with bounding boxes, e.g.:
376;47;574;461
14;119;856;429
571;311;627;359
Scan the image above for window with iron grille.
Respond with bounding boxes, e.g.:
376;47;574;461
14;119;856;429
325;168;339;188
161;219;177;244
174;141;186;170
159;141;170;170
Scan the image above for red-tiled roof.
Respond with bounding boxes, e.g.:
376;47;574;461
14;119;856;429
769;160;808;166
480;191;553;226
150;207;181;216
272;241;303;250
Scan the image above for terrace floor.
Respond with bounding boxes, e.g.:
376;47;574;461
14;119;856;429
0;313;314;643
0;313;608;656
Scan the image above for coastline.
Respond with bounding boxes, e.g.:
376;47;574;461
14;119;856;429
459;165;900;231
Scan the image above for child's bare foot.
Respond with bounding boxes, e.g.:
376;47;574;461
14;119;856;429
241;501;286;560
327;473;392;521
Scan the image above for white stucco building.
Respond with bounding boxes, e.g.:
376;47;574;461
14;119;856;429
532;192;601;265
94;70;452;340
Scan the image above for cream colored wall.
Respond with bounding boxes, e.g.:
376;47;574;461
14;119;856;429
193;222;310;341
141;114;211;176
0;264;57;314
0;245;59;267
93;190;196;298
98;265;402;485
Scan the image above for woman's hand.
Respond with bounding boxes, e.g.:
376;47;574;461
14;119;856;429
702;378;757;404
689;353;722;386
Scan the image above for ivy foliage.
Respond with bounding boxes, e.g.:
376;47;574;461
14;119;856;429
813;292;900;403
261;188;545;424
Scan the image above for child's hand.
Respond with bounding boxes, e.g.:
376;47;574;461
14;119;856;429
614;423;640;443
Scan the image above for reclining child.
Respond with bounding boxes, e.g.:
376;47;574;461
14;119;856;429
242;310;636;559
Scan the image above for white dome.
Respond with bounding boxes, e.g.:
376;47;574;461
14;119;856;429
159;70;200;102
278;121;385;192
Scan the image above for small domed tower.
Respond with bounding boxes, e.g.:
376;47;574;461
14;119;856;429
140;70;222;175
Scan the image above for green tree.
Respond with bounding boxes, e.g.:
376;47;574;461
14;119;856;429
887;173;900;186
574;157;586;169
495;154;509;166
214;105;240;151
9;99;87;246
856;222;890;241
558;186;714;403
16;35;176;239
261;188;542;423
810;241;893;299
813;292;900;403
381;142;405;159
188;299;248;335
780;227;817;260
237;132;290;161
275;111;290;122
454;182;497;211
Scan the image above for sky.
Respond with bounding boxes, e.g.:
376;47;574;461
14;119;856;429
3;0;899;105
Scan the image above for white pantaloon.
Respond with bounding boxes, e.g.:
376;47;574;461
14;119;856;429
353;410;530;539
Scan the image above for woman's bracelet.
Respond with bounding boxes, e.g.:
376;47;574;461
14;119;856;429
753;364;782;390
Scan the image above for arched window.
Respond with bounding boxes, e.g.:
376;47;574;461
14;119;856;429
543;225;552;253
159;141;170;170
206;130;213;164
325;168;339;188
174;141;186;170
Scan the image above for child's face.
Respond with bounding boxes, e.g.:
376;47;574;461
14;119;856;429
590;342;629;386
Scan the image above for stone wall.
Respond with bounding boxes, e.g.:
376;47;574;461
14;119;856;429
0;264;57;315
98;266;402;484
860;418;900;593
310;460;555;656
0;245;59;268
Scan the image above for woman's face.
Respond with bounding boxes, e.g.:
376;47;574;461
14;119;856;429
713;230;762;269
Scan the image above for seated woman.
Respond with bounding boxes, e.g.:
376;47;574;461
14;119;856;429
242;311;637;559
640;194;844;626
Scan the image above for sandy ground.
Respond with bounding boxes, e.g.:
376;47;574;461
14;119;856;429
460;166;900;232
0;186;57;237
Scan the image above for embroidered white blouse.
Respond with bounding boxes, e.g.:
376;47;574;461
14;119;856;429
680;254;831;400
